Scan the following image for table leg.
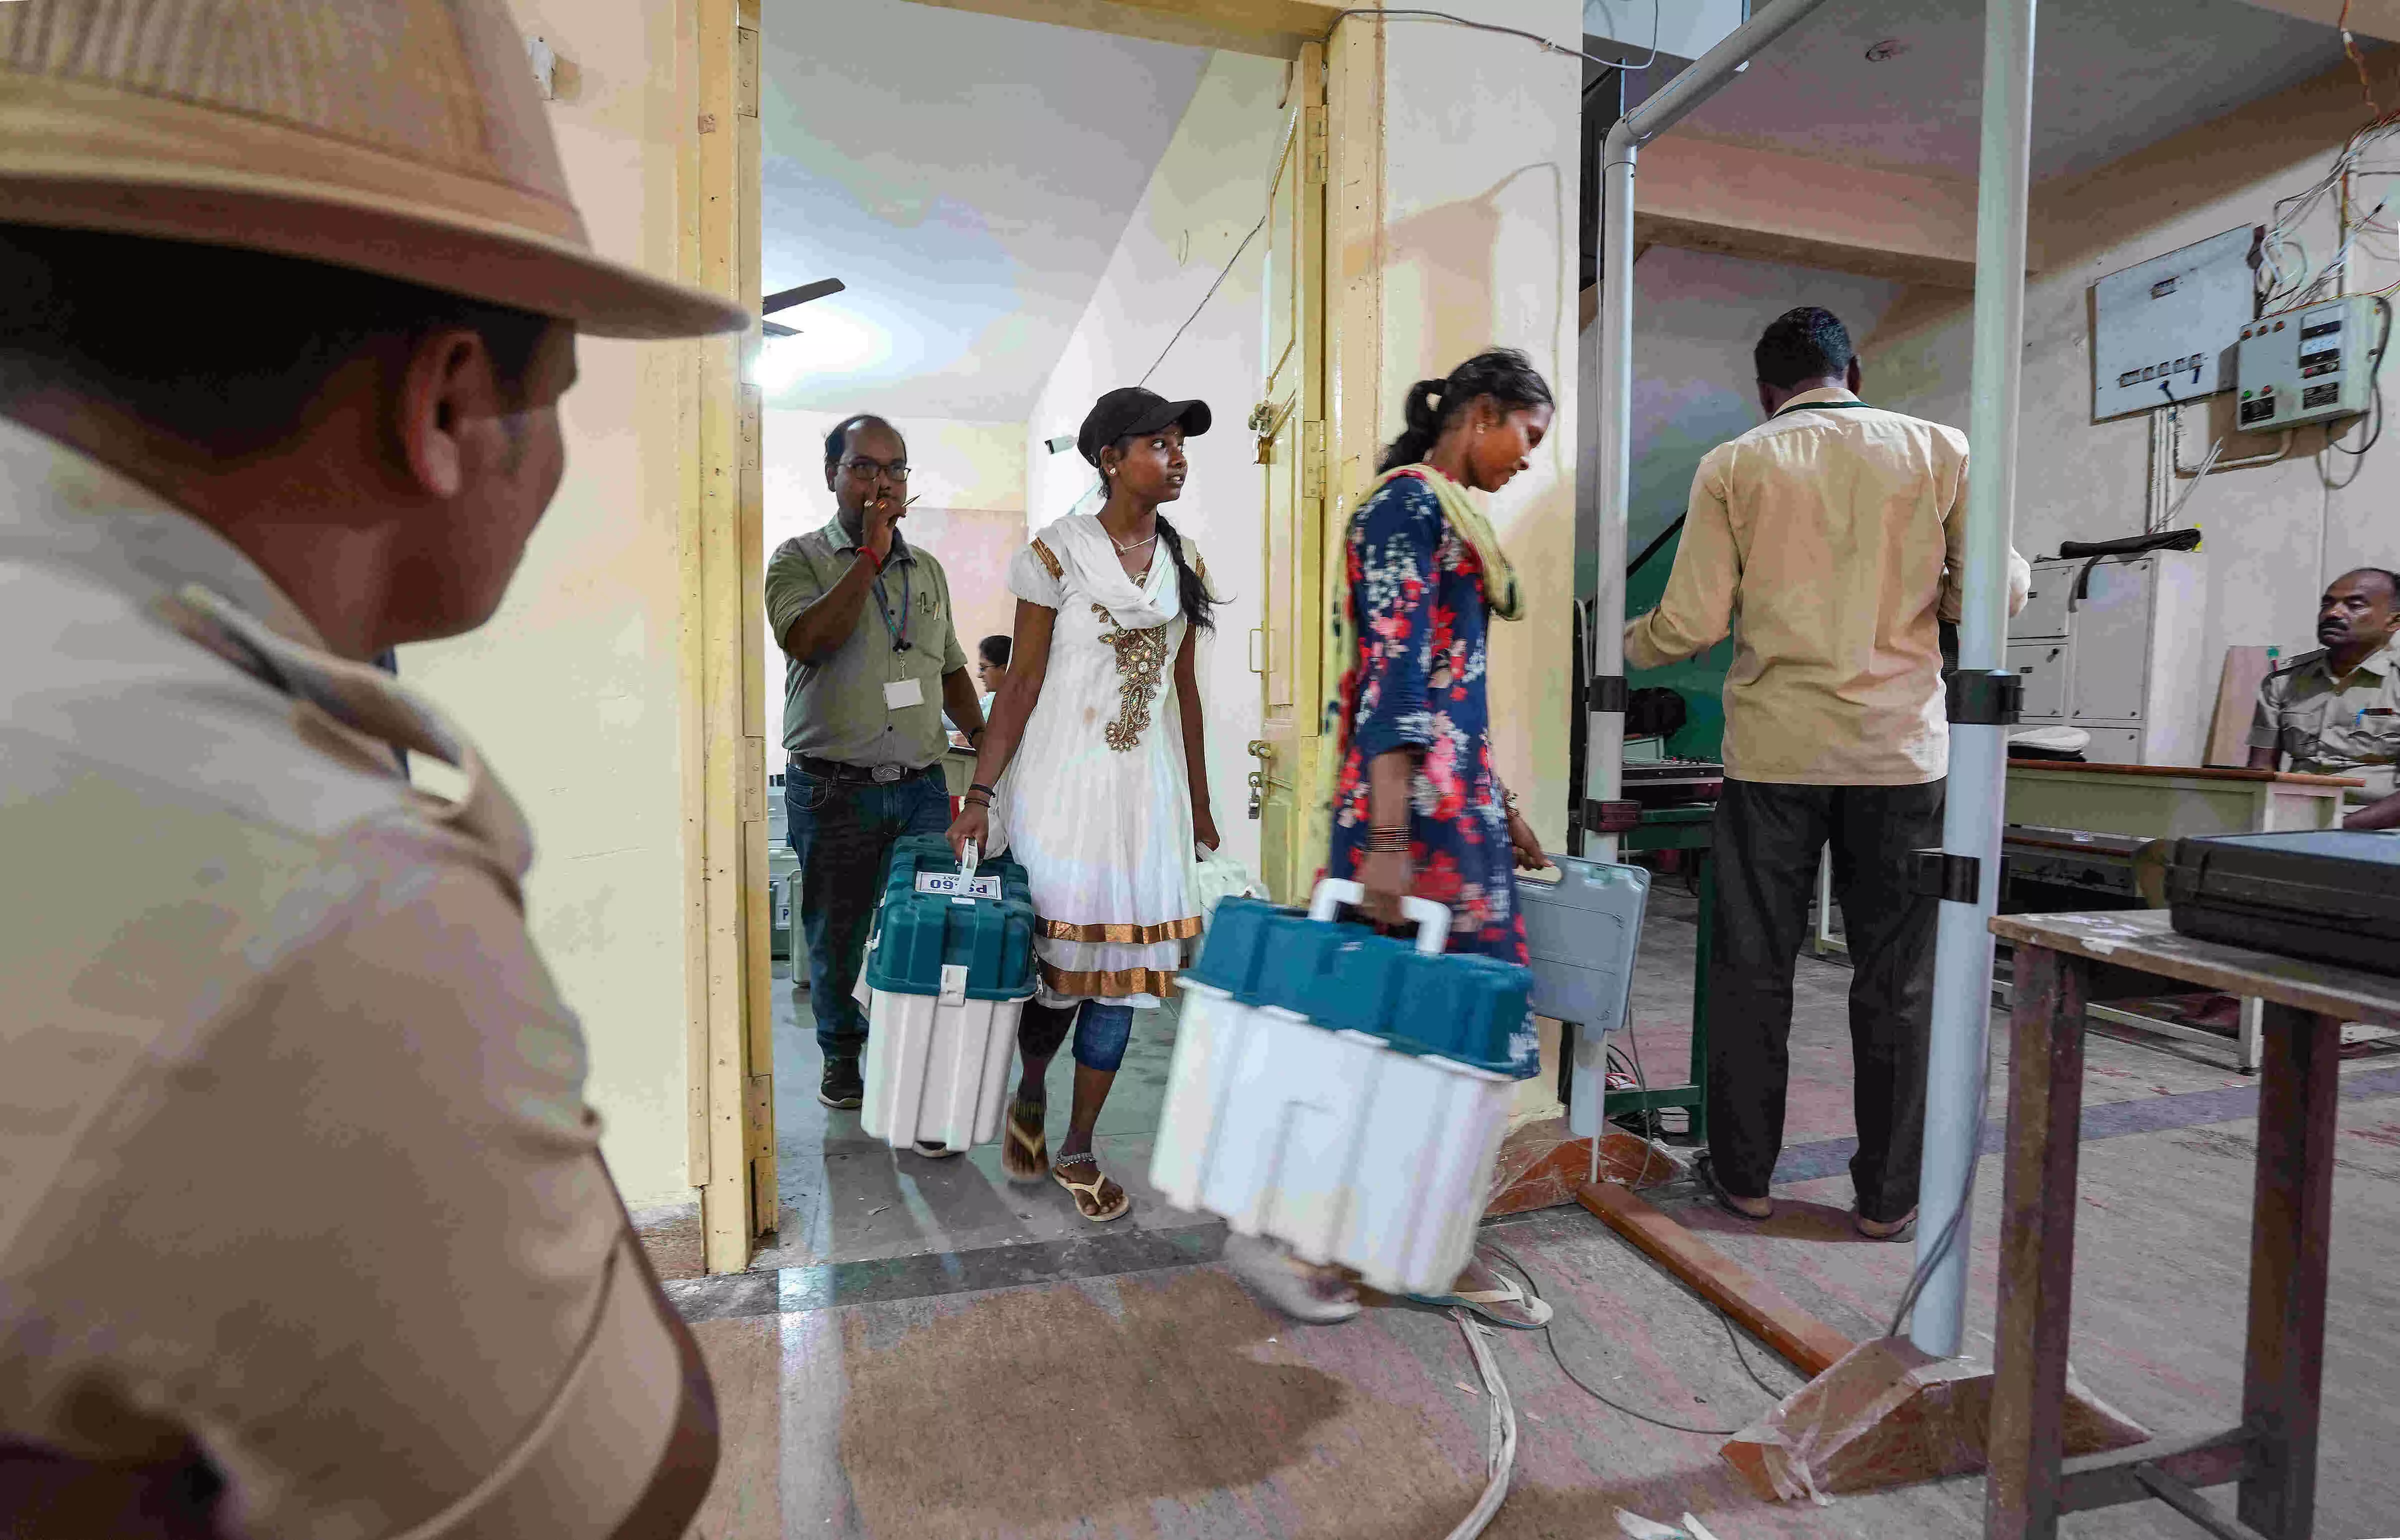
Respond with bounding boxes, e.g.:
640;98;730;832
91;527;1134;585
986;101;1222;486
1986;944;2090;1540
2238;1004;2340;1540
1690;849;1714;1143
2238;996;2264;1076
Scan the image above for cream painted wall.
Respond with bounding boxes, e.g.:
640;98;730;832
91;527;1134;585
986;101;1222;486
1379;0;1586;846
1865;133;2400;732
762;410;1028;672
399;0;696;1206
1026;50;1290;877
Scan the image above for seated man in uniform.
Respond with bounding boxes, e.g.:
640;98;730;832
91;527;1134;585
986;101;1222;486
2248;567;2400;831
0;5;736;1535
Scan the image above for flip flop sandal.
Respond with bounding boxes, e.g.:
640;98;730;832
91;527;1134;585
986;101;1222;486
1408;1275;1554;1331
1694;1153;1772;1222
1051;1154;1130;1223
1856;1210;1917;1242
1001;1100;1048;1184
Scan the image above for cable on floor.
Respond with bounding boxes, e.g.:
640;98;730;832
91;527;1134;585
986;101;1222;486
1483;1241;1790;1439
1442;1309;1518;1540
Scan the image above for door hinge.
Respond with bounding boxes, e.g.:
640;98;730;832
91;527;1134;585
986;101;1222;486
1304;104;1328;185
1301;418;1326;498
736;27;760;118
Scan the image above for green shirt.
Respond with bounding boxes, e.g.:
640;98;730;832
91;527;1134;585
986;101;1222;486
765;517;968;768
2250;643;2400;803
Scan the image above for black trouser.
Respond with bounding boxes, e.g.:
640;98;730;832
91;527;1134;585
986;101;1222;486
1706;776;1944;1224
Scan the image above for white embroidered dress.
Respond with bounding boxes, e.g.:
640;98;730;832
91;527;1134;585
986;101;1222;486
993;515;1202;1008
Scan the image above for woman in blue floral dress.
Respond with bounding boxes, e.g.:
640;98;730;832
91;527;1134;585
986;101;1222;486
1226;349;1558;1329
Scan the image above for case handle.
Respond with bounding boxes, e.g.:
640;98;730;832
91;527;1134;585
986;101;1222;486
1308;879;1452;956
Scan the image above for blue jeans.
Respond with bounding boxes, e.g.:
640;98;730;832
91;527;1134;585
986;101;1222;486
1018;999;1138;1074
786;763;950;1059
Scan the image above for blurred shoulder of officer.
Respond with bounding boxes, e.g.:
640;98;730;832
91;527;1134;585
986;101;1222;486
2248;566;2400;830
0;3;746;1536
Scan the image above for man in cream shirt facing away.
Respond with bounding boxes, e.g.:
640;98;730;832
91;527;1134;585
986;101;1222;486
1626;306;2030;1244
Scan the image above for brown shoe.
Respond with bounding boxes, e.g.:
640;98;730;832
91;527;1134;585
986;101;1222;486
1856;1208;1917;1241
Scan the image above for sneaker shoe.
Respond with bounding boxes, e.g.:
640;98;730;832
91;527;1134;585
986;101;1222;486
818;1055;864;1109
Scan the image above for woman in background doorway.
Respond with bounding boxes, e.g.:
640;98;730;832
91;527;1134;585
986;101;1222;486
1226;348;1556;1325
974;634;1010;716
948;386;1220;1223
949;635;1012;749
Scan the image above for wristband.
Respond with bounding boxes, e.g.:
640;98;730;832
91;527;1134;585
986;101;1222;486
1364;827;1410;854
860;544;883;573
968;781;996;797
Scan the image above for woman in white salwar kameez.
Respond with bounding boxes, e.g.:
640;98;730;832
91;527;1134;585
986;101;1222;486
948;387;1220;1222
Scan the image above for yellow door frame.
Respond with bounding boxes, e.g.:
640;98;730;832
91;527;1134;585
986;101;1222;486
683;0;772;1275
680;0;1384;1273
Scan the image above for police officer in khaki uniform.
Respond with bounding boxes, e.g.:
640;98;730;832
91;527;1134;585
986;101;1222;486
0;4;746;1536
2248;567;2400;832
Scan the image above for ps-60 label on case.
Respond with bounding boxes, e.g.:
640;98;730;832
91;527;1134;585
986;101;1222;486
915;872;1001;900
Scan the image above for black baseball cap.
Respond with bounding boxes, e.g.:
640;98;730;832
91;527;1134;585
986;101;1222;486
1076;386;1212;467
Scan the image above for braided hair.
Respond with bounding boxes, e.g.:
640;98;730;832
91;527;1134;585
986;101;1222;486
1377;348;1554;474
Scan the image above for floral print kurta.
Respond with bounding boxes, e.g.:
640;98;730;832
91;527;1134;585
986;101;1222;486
1328;470;1538;1076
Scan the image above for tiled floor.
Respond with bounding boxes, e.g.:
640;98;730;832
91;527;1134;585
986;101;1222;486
654;885;2400;1538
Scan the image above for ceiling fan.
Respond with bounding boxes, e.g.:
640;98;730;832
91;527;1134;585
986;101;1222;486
760;277;844;337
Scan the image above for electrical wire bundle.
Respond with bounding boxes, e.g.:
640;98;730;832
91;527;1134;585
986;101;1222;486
2258;1;2400;311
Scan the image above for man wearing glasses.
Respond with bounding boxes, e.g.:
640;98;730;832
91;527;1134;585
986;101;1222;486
766;415;987;1119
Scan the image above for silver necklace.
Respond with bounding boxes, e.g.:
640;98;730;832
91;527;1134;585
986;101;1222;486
1110;529;1157;554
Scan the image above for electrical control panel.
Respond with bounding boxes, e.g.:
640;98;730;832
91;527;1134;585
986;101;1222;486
2235;294;2383;430
2090;226;2259;422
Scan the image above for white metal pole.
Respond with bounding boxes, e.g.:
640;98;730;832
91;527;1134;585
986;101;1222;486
1590;0;1830;862
1592;129;1634;861
1910;0;2036;1360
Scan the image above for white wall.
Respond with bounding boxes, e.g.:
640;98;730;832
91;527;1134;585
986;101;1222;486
1380;0;1586;841
402;0;696;1206
1866;128;2400;714
1025;50;1289;874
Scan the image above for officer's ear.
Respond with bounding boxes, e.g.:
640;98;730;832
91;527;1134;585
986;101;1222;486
396;328;510;500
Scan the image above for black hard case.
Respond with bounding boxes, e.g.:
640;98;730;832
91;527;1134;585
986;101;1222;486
2164;830;2400;977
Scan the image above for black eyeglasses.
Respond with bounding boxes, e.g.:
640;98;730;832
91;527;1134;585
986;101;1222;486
841;458;910;482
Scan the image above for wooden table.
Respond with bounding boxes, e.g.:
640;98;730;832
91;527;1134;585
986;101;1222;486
1984;910;2400;1540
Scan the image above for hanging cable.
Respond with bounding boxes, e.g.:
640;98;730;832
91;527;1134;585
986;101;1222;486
1324;5;1658;73
1136;6;1653;395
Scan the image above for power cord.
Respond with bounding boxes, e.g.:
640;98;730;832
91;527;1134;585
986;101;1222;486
1483;1241;1790;1438
1326;5;1658;73
1882;1006;1999;1343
